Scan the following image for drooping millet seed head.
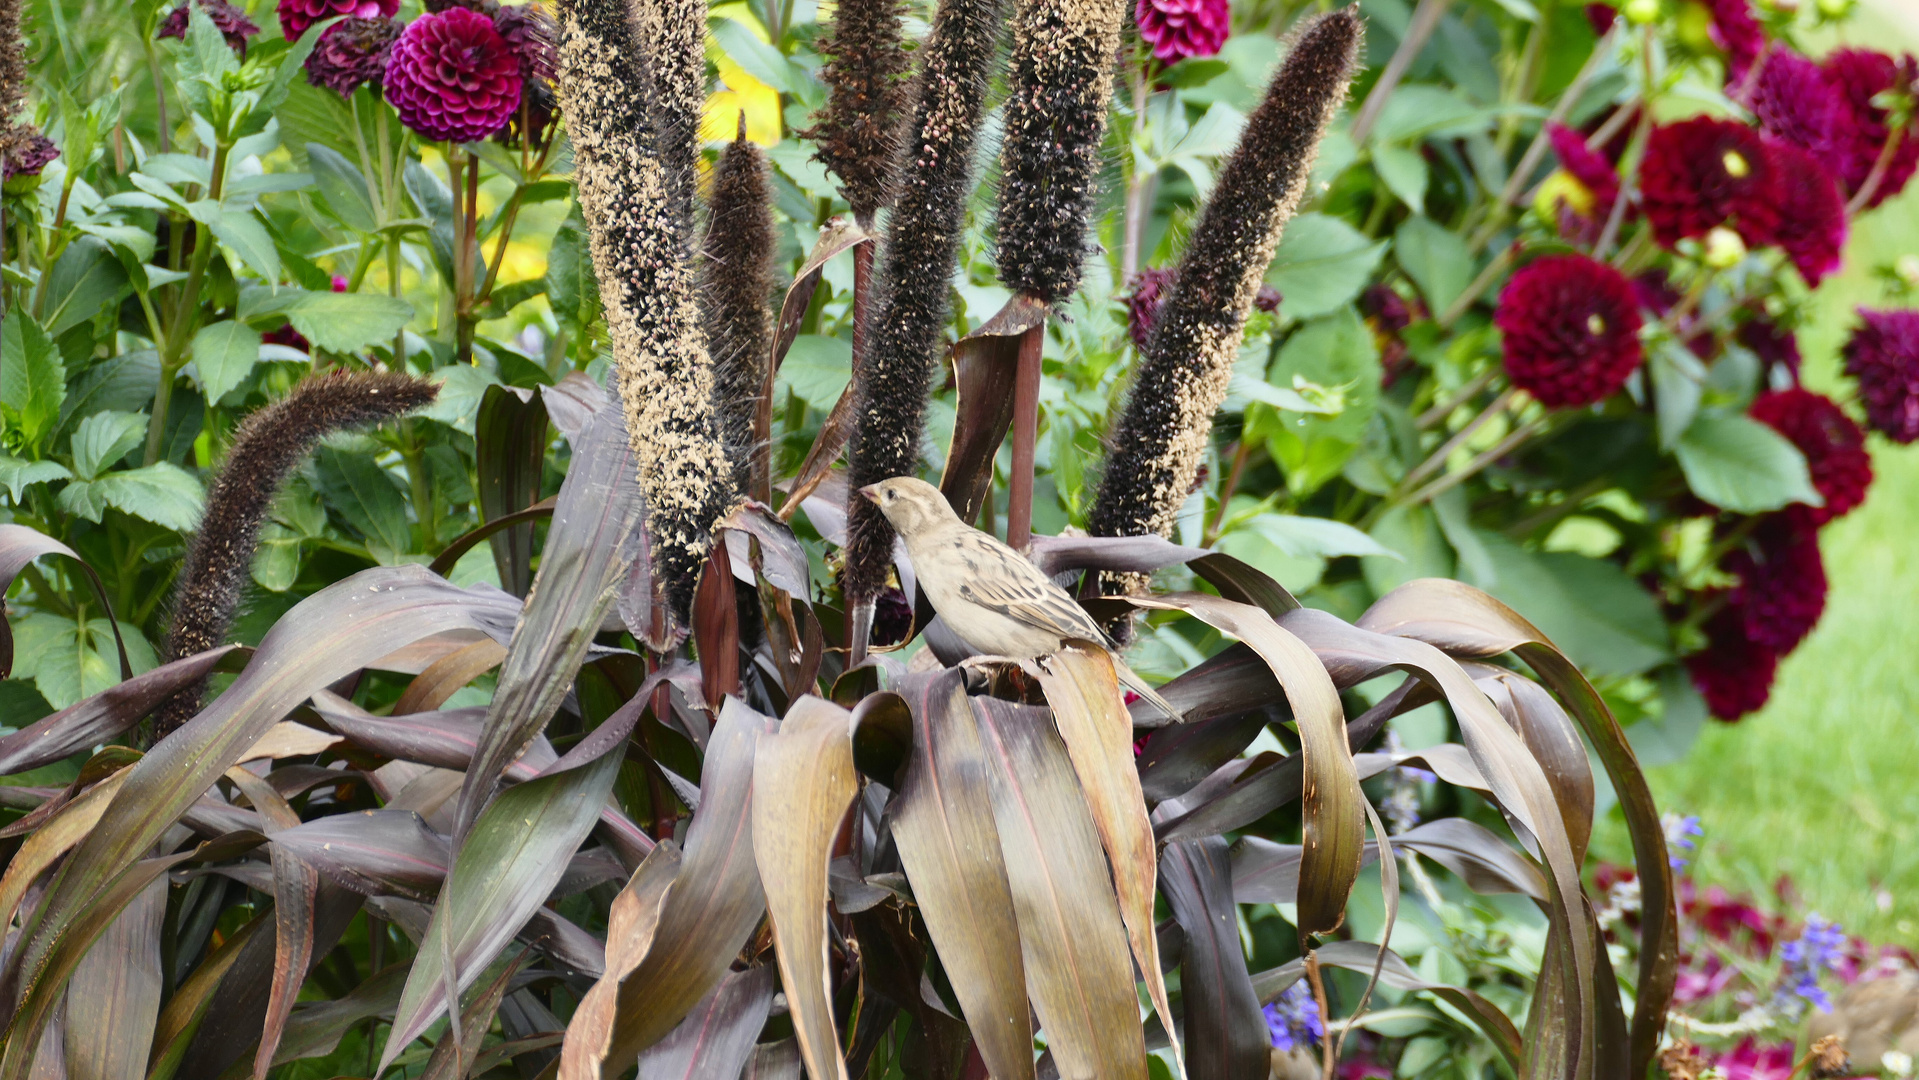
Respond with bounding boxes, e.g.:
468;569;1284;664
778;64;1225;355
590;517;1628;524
802;0;912;224
841;0;1009;608
1089;10;1361;565
701;120;779;502
556;0;741;623
995;0;1126;304
154;371;438;738
635;0;708;255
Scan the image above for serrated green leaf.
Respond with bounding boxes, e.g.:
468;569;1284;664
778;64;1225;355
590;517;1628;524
316;446;412;555
69;410;148;480
8;612;158;710
56;463;205;530
0;455;70;501
1259;306;1379;497
285;292;414;353
189;320;263;403
1674;413;1820;514
41;237;131;338
774;335;851;412
53;351;159;444
1395;216;1475;316
307;142;380;232
203;206;282;283
1;312;65;448
1265;214;1388;321
251;523;302;592
1374;145;1429;213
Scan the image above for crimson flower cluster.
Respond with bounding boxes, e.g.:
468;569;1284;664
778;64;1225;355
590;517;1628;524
1134;0;1230;62
1494;254;1643;408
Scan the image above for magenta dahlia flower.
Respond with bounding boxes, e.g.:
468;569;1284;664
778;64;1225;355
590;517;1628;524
1641;117;1780;249
277;0;399;41
1765;141;1847;287
1687;603;1778;721
1124;267;1176;349
303;17;399;95
1842;308;1919;443
1726;511;1827;654
384;8;524;143
1708;0;1765;79
1750;51;1846;160
1749;388;1872;525
1545;122;1619;238
1823;49;1919;210
158;0;260;54
1494;254;1644;409
1136;0;1230;62
1714;1038;1797;1080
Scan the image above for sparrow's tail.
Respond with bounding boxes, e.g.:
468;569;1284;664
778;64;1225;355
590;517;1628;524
1114;659;1182;723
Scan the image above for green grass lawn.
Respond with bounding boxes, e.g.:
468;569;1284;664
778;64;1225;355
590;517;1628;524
1594;7;1919;941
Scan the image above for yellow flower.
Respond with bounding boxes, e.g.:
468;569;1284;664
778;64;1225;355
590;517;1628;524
702;5;783;146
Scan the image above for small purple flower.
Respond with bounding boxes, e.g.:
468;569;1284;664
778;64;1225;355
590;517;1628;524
1124;267;1176;350
1772;914;1844;1016
1662;812;1703;870
302;17;400;96
158;0;261;55
2;129;58;181
1263;982;1323;1053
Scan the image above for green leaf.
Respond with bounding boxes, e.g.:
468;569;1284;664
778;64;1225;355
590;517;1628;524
9;612;157;710
776;334;852;412
1247;513;1397;559
1;312;65;448
1395;216;1475;316
316;447;412;557
711;18;796;94
307;143;380;232
284;292;414;353
1373;144;1428;214
189;202;282;283
41;237;131;338
1259;306;1379;497
251;523;302;592
1461;532;1671;678
1648;340;1705;451
54;350;159;443
189;321;263;403
1674;413;1820;514
1370;85;1485;144
544;209;600;327
68;410;148;480
0;455;70;501
1265;214;1388;321
57;463;205;531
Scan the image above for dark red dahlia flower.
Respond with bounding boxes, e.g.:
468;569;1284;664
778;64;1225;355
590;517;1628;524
1641;117;1781;249
277;0;399;42
384;8;524;144
1707;0;1764;79
1362;284;1418;387
1749;389;1871;524
1548;122;1619;218
1;129;57;180
1726;511;1827;654
490;4;557;143
158;0;260;55
1686;601;1779;721
1494;254;1645;409
1823;49;1919;210
1583;3;1617;36
1136;0;1230;62
871;585;914;647
1765;141;1847;287
1842;308;1919;443
303;17;399;96
1750;51;1847;160
1124;267;1176;350
1738;315;1801;383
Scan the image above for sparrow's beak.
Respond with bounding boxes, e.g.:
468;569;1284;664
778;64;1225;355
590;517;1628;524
858;484;882;504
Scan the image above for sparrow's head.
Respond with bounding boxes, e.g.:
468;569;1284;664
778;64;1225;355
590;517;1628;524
859;476;958;537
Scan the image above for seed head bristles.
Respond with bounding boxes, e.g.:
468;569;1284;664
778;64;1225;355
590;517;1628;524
557;0;743;624
802;0;913;224
0;0;28;157
994;0;1126;303
154;371;438;738
636;0;709;255
701;118;778;500
841;0;1009;609
1088;11;1360;583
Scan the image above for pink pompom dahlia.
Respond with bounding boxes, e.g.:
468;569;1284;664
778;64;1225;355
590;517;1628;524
1748;389;1872;525
1136;0;1230;62
384;8;524;143
1842;309;1919;444
277;0;399;41
1823;49;1919;210
1494;254;1644;408
1641;117;1780;249
1750;50;1847;160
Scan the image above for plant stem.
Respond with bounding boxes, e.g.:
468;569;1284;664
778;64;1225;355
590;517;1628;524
1306;951;1335;1080
147;140;230;466
1006;323;1044;550
1474;25;1619;254
1845;125;1905;216
1403;411;1552;506
476;182;527;306
1121;60;1152;280
456;148;480;363
390;232;407;368
1415;365;1499;429
1349;0;1451;145
1206;434;1258;544
1436;243;1518;328
1398;386;1517;496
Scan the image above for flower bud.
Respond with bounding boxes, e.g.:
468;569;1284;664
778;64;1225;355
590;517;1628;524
1703;225;1747;267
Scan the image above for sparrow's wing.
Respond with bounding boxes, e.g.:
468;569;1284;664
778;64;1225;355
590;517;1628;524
950;535;1113;646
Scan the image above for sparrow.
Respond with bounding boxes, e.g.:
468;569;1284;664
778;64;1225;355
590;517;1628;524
860;476;1181;720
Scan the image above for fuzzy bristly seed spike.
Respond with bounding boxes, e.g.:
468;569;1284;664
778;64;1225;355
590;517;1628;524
801;0;911;223
640;0;708;254
701;122;778;500
995;0;1125;304
842;0;1008;610
557;0;741;623
153;371;438;738
1088;10;1361;573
